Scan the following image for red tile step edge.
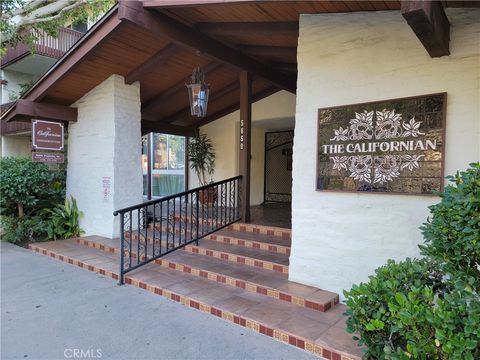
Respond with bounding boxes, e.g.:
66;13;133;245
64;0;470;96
163;216;292;238
75;238;338;313
140;226;291;256
28;243;358;360
126;232;289;274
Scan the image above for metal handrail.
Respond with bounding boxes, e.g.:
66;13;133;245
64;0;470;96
113;176;242;284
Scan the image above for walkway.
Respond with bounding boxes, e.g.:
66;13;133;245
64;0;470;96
1;242;318;360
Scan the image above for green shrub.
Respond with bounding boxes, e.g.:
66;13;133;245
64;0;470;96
344;163;480;359
420;163;480;287
0;216;47;244
0;157;65;243
0;157;65;218
44;196;84;240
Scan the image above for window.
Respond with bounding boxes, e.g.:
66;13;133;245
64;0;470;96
142;133;186;198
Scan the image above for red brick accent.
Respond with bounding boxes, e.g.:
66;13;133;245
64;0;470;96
322;349;332;359
199;270;208;278
235;280;246;289
139;282;147;289
332;353;341;360
288;336;297;346
154;287;162;295
279;293;292;302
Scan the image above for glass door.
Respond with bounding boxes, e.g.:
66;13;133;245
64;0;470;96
142;133;186;198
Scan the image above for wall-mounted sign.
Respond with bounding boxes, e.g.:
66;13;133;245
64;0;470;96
317;93;446;195
32;119;64;150
32;152;64;164
102;176;111;201
240;119;245;150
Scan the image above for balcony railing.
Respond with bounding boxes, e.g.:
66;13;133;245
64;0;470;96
1;27;83;67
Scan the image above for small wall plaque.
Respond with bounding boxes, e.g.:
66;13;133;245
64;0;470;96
316;93;446;195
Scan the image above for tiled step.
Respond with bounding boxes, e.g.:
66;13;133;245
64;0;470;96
127;229;289;274
75;236;338;312
147;225;291;255
28;240;361;360
170;216;291;238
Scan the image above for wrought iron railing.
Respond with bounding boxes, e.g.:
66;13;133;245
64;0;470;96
113;176;242;284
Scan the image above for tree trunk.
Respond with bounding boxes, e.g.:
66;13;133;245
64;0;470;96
18;203;24;218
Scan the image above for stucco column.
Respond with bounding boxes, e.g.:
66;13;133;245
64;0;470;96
67;74;143;238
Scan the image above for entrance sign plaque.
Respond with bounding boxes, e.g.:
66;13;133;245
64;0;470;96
32;152;64;164
316;93;446;194
32;119;64;150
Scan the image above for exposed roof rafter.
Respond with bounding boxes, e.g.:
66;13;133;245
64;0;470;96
125;43;179;84
196;21;298;36
118;1;296;93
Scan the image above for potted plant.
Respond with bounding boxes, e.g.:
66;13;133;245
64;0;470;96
187;134;216;203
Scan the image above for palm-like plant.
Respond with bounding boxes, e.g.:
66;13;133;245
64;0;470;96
188;134;215;186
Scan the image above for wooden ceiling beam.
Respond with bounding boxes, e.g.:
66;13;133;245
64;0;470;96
401;0;450;57
196;22;298;36
270;62;297;73
125;43;179;84
141;120;196;137
239;45;297;62
192;86;279;129
142;1;257;8
160;80;240;124
118;1;296;93
142;62;223;115
4;100;77;123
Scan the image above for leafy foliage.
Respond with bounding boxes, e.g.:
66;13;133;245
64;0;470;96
0;215;47;244
44;196;84;240
1;0;115;56
0;157;65;218
344;163;480;359
420;163;480;287
188;134;215;186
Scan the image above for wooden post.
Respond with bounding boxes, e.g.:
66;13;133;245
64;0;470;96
147;133;153;200
239;71;252;222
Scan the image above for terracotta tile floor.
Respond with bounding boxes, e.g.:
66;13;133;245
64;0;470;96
29;235;362;359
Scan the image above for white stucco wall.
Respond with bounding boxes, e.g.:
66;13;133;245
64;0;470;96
67;75;143;238
1;70;39;104
1;135;31;157
290;9;480;298
189;90;296;205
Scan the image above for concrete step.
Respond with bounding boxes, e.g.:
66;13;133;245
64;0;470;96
29;240;361;360
75;236;338;313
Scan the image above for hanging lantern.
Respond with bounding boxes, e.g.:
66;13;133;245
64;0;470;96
186;67;210;118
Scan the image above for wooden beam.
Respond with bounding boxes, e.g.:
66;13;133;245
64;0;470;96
240;45;297;62
142;62;223;116
4;100;77;123
118;1;296;93
141;120;196;137
160;80;239;124
239;71;252;223
197;22;298;36
125;43;178;84
271;62;297;73
401;0;450;57
193;86;278;129
142;0;258;8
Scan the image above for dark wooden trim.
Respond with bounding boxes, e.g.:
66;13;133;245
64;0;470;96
239;71;252;222
271;62;297;73
141;120;196;137
184;136;189;191
126;43;178;84
194;86;278;129
118;1;296;93
142;0;258;8
4;100;77;123
147;133;153;200
1;119;31;135
197;22;298;36
240;45;297;60
142;62;223;116
401;0;450;57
